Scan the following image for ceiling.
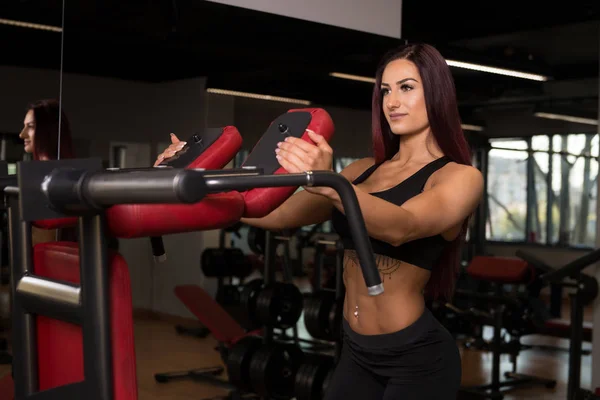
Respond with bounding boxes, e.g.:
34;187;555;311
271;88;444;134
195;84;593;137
2;0;600;126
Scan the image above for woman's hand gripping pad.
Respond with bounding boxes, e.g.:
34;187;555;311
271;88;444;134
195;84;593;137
241;108;334;218
106;126;244;238
162;126;243;170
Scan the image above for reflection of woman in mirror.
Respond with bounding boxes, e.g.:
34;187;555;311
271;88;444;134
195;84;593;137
20;99;76;244
20;98;75;160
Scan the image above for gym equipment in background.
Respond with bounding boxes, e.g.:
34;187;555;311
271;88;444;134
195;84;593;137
516;250;599;400
155;108;338;394
292;238;345;400
450;256;558;400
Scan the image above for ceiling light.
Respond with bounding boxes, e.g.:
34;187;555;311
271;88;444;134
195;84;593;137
533;112;598;126
329;72;376;84
330;58;549;83
461;124;484;132
206;88;311;105
446;59;549;82
0;18;62;32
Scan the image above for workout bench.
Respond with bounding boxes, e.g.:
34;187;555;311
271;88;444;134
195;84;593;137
451;255;557;399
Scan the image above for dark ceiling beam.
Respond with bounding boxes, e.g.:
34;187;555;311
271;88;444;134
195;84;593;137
401;1;600;42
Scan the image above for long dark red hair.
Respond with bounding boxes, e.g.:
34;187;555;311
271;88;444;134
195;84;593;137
371;43;473;301
27;99;75;160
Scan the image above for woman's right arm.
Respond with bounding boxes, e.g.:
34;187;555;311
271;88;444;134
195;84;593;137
241;189;333;231
155;134;374;231
241;157;376;231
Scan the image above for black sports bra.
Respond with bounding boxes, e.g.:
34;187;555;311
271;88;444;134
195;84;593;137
331;156;452;271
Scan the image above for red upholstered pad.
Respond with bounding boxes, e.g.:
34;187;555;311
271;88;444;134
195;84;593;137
174;284;247;346
34;126;242;233
543;318;593;342
467;256;532;284
242;108;335;218
33;217;78;230
106;191;245;238
105;125;243;238
0;374;14;399
33;242;137;400
186;126;242;169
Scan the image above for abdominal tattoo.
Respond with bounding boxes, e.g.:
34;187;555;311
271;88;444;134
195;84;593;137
344;250;402;280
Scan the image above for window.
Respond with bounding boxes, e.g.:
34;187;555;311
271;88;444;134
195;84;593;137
530;135;550;244
486;140;528;241
485;133;598;248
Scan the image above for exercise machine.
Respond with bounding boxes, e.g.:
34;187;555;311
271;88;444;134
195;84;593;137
451;255;557;400
6;108;384;400
516;249;599;400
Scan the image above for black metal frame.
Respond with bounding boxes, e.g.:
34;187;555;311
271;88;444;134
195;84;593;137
7;188;114;400
7;160;381;400
518;249;600;400
455;285;557;400
313;238;345;361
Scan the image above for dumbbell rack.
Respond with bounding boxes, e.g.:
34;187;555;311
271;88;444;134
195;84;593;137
216;232;346;400
262;232;341;356
302;238;345;359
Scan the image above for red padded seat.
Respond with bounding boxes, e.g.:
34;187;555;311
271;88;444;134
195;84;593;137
33;242;137;399
543;318;593;342
467;256;533;284
174;285;256;346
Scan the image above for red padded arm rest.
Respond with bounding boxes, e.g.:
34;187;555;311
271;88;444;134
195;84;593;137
32;126;243;232
186;126;242;169
107;192;246;238
242;108;334;218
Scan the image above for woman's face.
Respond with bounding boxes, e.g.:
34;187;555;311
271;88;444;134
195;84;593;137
380;59;430;136
19;109;35;153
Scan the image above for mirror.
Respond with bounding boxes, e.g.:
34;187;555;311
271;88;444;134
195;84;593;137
0;1;66;170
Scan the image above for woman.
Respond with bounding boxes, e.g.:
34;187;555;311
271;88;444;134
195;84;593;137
158;43;483;399
20;99;75;161
20;99;76;244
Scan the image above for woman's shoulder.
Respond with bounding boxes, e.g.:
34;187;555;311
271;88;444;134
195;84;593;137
433;160;483;190
339;157;377;181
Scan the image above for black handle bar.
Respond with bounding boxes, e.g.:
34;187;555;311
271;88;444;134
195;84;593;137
41;167;384;296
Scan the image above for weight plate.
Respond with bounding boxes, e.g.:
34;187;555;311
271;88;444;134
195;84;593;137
304;291;336;340
294;355;334;400
249;342;305;399
225;335;263;391
201;248;227;277
240;278;264;327
328;297;344;342
321;364;335;397
303;295;324;339
201;248;250;278
255;282;304;330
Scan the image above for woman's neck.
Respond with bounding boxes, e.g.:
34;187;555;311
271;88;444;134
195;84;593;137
391;128;443;165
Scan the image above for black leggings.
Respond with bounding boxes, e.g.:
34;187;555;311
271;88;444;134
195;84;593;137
324;308;461;400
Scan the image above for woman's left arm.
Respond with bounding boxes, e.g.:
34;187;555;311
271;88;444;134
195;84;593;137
275;132;483;246
322;165;484;246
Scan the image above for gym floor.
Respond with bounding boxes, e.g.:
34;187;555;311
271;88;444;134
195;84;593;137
0;299;594;400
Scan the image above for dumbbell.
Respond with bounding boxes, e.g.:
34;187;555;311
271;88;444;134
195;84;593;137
226;335;305;399
241;278;304;330
303;290;343;342
294;353;336;400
